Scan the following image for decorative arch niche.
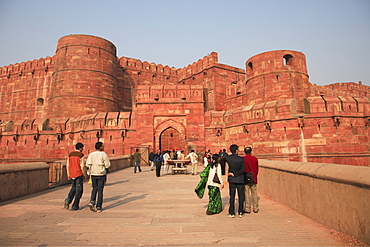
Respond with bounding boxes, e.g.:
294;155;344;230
154;119;186;151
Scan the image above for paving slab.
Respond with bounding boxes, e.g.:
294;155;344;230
0;165;363;246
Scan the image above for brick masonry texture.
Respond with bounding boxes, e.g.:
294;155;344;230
0;34;369;165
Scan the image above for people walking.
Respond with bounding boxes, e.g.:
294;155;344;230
132;148;142;173
154;149;164;177
149;150;156;171
243;146;259;214
186;150;198;175
163;150;170;173
225;144;245;218
86;142;111;213
64;142;86;211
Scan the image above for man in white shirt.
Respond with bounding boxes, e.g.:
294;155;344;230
186;150;198;175
163;151;170;173
177;150;185;160
86;142;111;213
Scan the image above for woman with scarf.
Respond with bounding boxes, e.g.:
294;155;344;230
195;154;224;215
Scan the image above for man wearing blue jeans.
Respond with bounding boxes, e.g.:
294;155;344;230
132;148;142;173
86;142;111;213
64;142;86;210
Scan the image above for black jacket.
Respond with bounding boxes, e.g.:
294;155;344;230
225;154;245;184
149;152;155;161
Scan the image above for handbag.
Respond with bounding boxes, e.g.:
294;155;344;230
212;166;221;184
244;157;254;183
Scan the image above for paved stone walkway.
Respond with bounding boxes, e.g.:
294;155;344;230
0;165;353;246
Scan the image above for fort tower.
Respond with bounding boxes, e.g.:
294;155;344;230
48;35;120;119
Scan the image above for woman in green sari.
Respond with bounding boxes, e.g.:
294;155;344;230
195;154;224;215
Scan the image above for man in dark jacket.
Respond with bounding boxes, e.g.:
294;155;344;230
225;144;245;218
149;151;156;171
153;150;164;177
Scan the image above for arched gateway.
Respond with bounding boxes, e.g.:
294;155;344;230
154;119;186;151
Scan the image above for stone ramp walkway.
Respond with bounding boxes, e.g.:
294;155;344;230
0;166;352;246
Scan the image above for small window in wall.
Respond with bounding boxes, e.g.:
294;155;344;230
283;54;293;66
248;62;253;70
36;98;44;106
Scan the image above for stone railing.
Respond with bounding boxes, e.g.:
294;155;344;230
0;162;50;202
49;155;132;186
258;160;370;245
1;155;132;202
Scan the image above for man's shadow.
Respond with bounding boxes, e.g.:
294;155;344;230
105;180;129;186
103;193;148;210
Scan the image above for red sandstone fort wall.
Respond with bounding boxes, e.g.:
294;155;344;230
0;56;54;122
0;34;369;165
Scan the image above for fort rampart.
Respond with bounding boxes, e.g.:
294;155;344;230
0;34;369;165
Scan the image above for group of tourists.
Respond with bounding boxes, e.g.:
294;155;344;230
148;149;198;177
64;142;111;213
195;144;259;217
64;142;258;217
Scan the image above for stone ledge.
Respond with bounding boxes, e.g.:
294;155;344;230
0;162;49;174
260;159;370;188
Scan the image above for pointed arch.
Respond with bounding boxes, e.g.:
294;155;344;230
154;119;186;151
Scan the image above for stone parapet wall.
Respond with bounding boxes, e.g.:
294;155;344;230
1;156;131;202
0;162;49;202
258;159;370;244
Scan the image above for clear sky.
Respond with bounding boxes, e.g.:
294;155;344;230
0;0;369;86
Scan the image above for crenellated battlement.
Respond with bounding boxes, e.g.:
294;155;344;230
311;82;370;98
324;82;370;97
177;52;219;80
0;112;131;161
119;56;178;76
0;112;130;134
0;56;55;77
221;95;370;128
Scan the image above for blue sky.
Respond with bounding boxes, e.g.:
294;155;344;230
0;0;369;86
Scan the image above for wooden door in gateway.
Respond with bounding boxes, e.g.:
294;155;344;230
159;127;184;151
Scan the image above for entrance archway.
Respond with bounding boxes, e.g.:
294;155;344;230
154;119;186;152
160;127;183;151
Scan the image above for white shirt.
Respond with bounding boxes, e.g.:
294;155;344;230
177;151;185;160
86;150;111;176
163;153;170;164
207;164;223;187
186;152;198;164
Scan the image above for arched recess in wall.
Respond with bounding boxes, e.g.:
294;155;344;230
247;62;253;75
160;127;182;151
283;54;293;66
36;98;44;106
154;119;186;151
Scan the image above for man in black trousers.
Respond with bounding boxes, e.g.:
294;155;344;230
225;144;245;218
